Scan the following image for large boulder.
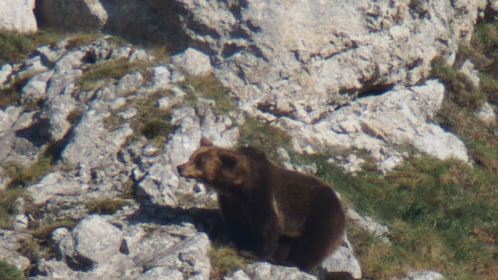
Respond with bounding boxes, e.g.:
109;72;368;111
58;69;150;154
0;0;37;33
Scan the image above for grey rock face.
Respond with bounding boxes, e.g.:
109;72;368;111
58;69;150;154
276;80;468;171
0;0;37;33
178;0;486;122
27;172;89;207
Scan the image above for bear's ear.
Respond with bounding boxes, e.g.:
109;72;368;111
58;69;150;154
219;150;238;167
200;137;213;147
219;150;247;186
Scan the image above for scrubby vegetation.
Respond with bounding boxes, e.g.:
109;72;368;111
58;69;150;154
180;74;236;113
104;91;174;147
0;261;26;280
209;243;255;279
85;198;132;215
78;58;150;91
0;30;62;65
0;186;25;229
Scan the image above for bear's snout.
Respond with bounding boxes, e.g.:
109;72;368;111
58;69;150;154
177;164;185;175
177;162;198;179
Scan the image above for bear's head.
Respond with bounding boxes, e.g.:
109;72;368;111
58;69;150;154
177;138;250;192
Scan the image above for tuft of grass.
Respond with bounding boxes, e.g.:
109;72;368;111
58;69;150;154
209;244;254;279
65;33;101;50
462;21;498;106
2;154;54;187
129;92;174;146
237;116;292;160
30;219;78;243
85;198;132;215
180;74;236;113
0;261;26;280
104;91;174;146
0;30;62;65
347;223;402;279
0;74;35;109
78;59;149;91
0;186;24;229
66;107;84;125
431;56;486;110
18;218;79;275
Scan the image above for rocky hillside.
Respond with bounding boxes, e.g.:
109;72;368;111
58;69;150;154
1;1;497;279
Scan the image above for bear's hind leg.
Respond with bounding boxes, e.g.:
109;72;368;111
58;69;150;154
287;189;345;270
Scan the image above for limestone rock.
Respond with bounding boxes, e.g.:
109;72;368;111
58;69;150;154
394;270;445;280
0;0;37;33
116;71;144;96
172;48;213;76
0;64;13;85
347;208;390;243
224;270;251;280
72;215;124;264
128;224;210;280
27;172;88;205
137;267;183;280
20;71;52;105
61;101;133;170
321;236;362;280
276;80;469;172
177;0;486;123
476;102;496;127
459;59;480;88
44;95;77;141
246;262;317;280
34;259;81;280
0;230;31;272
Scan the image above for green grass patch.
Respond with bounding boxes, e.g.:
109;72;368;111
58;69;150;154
180;74;236;113
0;73;35;109
295;154;497;279
0;30;62;65
0;186;24;229
2;154;54;187
128;92;174;146
65;33;102;50
431;56;485;110
209;243;255;279
18;218;79;275
0;261;26;280
237;116;292;160
30;219;78;242
105;91;175;146
85;198;132;215
78;59;150;91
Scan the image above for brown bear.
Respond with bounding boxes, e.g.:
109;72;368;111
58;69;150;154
177;137;346;271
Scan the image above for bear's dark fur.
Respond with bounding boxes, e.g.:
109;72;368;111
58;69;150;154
177;138;346;270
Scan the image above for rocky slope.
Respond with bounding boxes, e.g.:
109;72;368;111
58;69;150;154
0;1;497;280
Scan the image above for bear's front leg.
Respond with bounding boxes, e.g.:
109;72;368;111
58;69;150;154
218;194;257;251
252;206;282;260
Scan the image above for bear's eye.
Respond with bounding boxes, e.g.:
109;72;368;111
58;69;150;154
195;158;204;167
